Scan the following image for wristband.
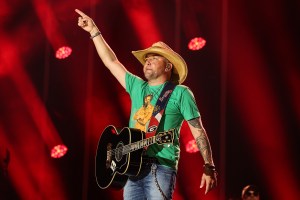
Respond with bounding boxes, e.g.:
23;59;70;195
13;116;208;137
90;31;101;39
203;163;217;177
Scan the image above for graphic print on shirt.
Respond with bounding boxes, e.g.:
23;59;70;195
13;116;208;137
133;94;154;132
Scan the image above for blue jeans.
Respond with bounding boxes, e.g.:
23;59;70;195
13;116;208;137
124;163;177;200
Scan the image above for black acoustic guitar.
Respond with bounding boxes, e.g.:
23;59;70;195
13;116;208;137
95;125;174;190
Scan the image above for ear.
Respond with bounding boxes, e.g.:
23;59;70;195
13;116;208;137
165;63;173;72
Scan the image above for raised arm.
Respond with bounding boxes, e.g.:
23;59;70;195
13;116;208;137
187;117;217;194
75;9;127;88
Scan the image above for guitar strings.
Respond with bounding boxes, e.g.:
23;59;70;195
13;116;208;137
107;138;151;156
107;137;155;156
107;131;173;156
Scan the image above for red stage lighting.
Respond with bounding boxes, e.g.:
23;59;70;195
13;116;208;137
51;144;68;158
188;37;206;50
185;139;199;153
55;46;72;59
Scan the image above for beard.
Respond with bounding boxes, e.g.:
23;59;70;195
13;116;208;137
144;70;157;81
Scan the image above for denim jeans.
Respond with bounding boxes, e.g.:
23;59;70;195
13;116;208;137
123;163;177;200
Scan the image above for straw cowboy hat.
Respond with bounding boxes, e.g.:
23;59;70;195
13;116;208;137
132;41;188;84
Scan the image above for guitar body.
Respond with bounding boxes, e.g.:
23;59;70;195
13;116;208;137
95;125;145;189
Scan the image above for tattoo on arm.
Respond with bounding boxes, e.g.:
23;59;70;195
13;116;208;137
188;118;213;164
188;118;202;129
195;135;213;164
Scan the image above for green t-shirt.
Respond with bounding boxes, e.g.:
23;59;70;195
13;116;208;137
125;72;200;169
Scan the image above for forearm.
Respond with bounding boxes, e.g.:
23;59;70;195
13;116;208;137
76;8;120;70
195;128;214;165
76;8;127;88
188;117;214;166
90;27;119;68
90;28;127;87
91;28;127;87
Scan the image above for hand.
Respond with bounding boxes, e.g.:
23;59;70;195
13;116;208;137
75;9;98;34
200;173;217;195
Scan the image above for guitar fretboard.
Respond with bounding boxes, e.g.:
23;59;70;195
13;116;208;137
107;136;156;157
127;136;156;153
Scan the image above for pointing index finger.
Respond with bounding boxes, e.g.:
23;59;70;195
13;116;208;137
75;9;87;17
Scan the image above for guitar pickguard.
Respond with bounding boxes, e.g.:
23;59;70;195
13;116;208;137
106;143;112;169
106;141;127;173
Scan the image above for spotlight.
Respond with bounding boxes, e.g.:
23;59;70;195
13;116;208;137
185;139;199;153
188;37;206;50
51;144;68;158
55;46;72;59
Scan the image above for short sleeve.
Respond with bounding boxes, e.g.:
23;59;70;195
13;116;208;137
125;72;145;95
180;88;200;121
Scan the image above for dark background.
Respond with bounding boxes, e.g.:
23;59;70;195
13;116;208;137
0;0;299;199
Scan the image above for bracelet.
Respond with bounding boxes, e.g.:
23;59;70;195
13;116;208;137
90;31;101;39
203;164;217;177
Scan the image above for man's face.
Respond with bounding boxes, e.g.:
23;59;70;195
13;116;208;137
144;96;152;105
143;53;168;81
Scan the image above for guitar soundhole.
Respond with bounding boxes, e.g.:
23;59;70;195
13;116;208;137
115;142;123;162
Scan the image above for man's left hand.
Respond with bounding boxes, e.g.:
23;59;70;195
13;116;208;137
200;173;217;194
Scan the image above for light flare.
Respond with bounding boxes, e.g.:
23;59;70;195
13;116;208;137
51;144;68;158
185;139;199;153
55;46;72;59
188;37;206;50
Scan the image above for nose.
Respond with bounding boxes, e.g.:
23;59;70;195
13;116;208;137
145;59;152;65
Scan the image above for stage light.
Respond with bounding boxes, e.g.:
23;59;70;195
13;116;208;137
188;37;206;50
185;139;199;153
51;144;68;158
55;46;72;59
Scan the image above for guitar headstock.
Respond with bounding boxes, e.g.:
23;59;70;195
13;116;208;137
156;129;174;145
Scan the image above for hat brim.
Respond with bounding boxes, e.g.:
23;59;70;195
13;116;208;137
132;46;187;84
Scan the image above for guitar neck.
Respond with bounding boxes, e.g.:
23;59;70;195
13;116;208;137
123;136;156;155
106;129;173;157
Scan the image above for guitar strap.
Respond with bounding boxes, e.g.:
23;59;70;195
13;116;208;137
146;81;176;138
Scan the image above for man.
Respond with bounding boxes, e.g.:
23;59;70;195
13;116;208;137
75;9;217;199
241;185;260;200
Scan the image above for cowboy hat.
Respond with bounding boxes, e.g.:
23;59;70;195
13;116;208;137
132;41;188;84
